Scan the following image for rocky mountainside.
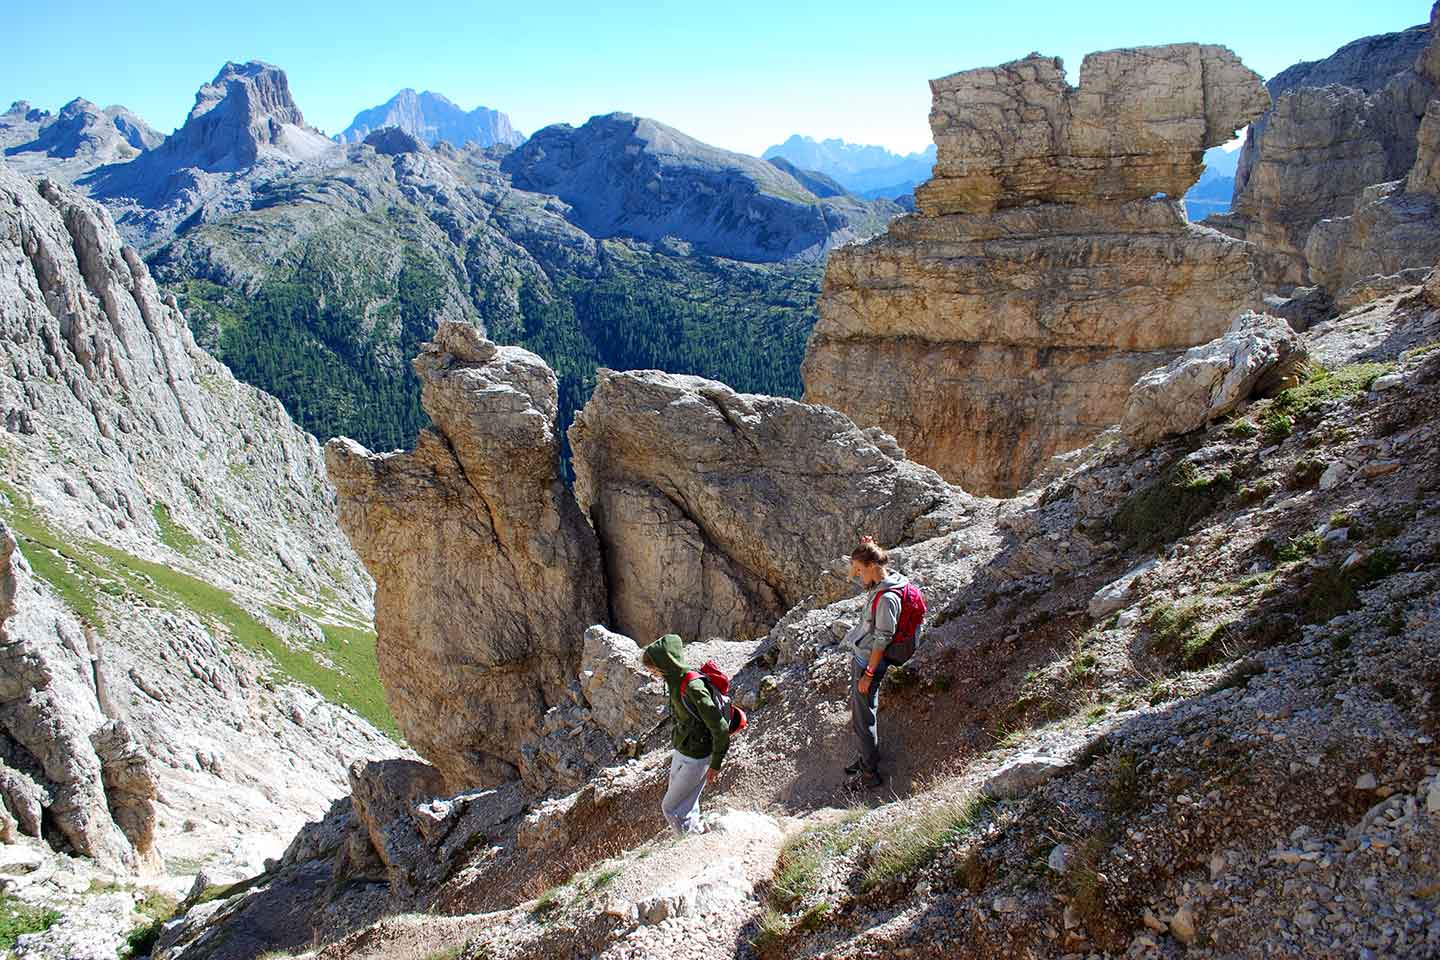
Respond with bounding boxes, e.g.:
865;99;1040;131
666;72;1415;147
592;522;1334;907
761;135;937;198
0;165;403;957
148;242;1440;960
803;44;1269;496
336;89;524;148
503;114;898;262
1215;7;1439;289
1;99;162;182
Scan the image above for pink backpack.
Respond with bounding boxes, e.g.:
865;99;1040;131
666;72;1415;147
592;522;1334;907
870;583;928;664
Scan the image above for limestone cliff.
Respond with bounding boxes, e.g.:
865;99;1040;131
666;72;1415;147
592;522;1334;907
0;162;399;889
1217;7;1439;288
805;45;1267;496
325;324;972;792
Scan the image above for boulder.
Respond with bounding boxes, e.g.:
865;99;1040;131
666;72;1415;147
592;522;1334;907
806;43;1268;495
981;754;1071;800
1089;559;1162;618
1121;313;1305;446
577;626;667;742
569;368;965;642
326;323;608;791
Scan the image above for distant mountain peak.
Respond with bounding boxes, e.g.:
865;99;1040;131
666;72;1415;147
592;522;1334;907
338;89;523;149
158;60;333;171
763;134;936;198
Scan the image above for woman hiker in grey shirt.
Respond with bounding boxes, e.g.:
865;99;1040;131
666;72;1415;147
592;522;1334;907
843;536;908;788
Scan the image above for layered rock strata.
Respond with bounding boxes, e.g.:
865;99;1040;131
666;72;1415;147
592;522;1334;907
569;369;964;643
1217;7;1439;288
806;45;1268;496
325;324;608;791
916;45;1269;215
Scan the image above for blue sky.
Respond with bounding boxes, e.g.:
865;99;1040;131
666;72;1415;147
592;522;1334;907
5;1;1430;156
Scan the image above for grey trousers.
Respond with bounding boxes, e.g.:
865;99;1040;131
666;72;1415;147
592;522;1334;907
850;657;890;775
661;750;710;835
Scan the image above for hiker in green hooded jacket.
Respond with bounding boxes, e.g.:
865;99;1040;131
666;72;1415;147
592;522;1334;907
641;634;730;835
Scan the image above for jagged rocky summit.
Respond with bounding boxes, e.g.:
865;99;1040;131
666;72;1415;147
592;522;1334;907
1215;5;1440;291
804;44;1269;497
1;98;162;183
337;89;524;148
325;323;972;794
0;162;400;903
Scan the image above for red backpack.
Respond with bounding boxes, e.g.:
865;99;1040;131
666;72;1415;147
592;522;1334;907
871;583;927;664
680;660;748;733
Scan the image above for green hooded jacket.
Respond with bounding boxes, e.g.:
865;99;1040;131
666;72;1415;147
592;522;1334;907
643;634;730;771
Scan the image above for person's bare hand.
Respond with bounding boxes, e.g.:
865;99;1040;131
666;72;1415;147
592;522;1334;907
706;768;719;786
858;675;872;696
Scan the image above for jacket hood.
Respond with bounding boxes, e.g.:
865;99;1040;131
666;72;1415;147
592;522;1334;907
642;633;687;680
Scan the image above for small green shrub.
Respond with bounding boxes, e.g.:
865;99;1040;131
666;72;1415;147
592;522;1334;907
1277;531;1323;564
1303;550;1402;623
1111;462;1235;549
1260;411;1294;443
1225;417;1259;439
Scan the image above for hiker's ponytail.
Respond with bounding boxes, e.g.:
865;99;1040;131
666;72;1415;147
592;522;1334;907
850;535;889;568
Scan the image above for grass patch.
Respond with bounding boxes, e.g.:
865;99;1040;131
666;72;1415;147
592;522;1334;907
152;502;202;556
1404;340;1440;360
751;906;791;956
0;894;60;951
1259;411;1293;443
1111;461;1235;549
119;890;180;959
1225;417;1258;439
1302;550;1403;624
531;885;567;917
0;482;398;740
1144;599;1232;666
1270;361;1394;421
862;794;989;892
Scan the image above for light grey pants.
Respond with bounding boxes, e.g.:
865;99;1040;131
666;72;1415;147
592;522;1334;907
850;657;890;775
662;750;710;835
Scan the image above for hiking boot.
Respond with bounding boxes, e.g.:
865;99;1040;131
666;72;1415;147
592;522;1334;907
859;770;884;789
844;758;866;776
